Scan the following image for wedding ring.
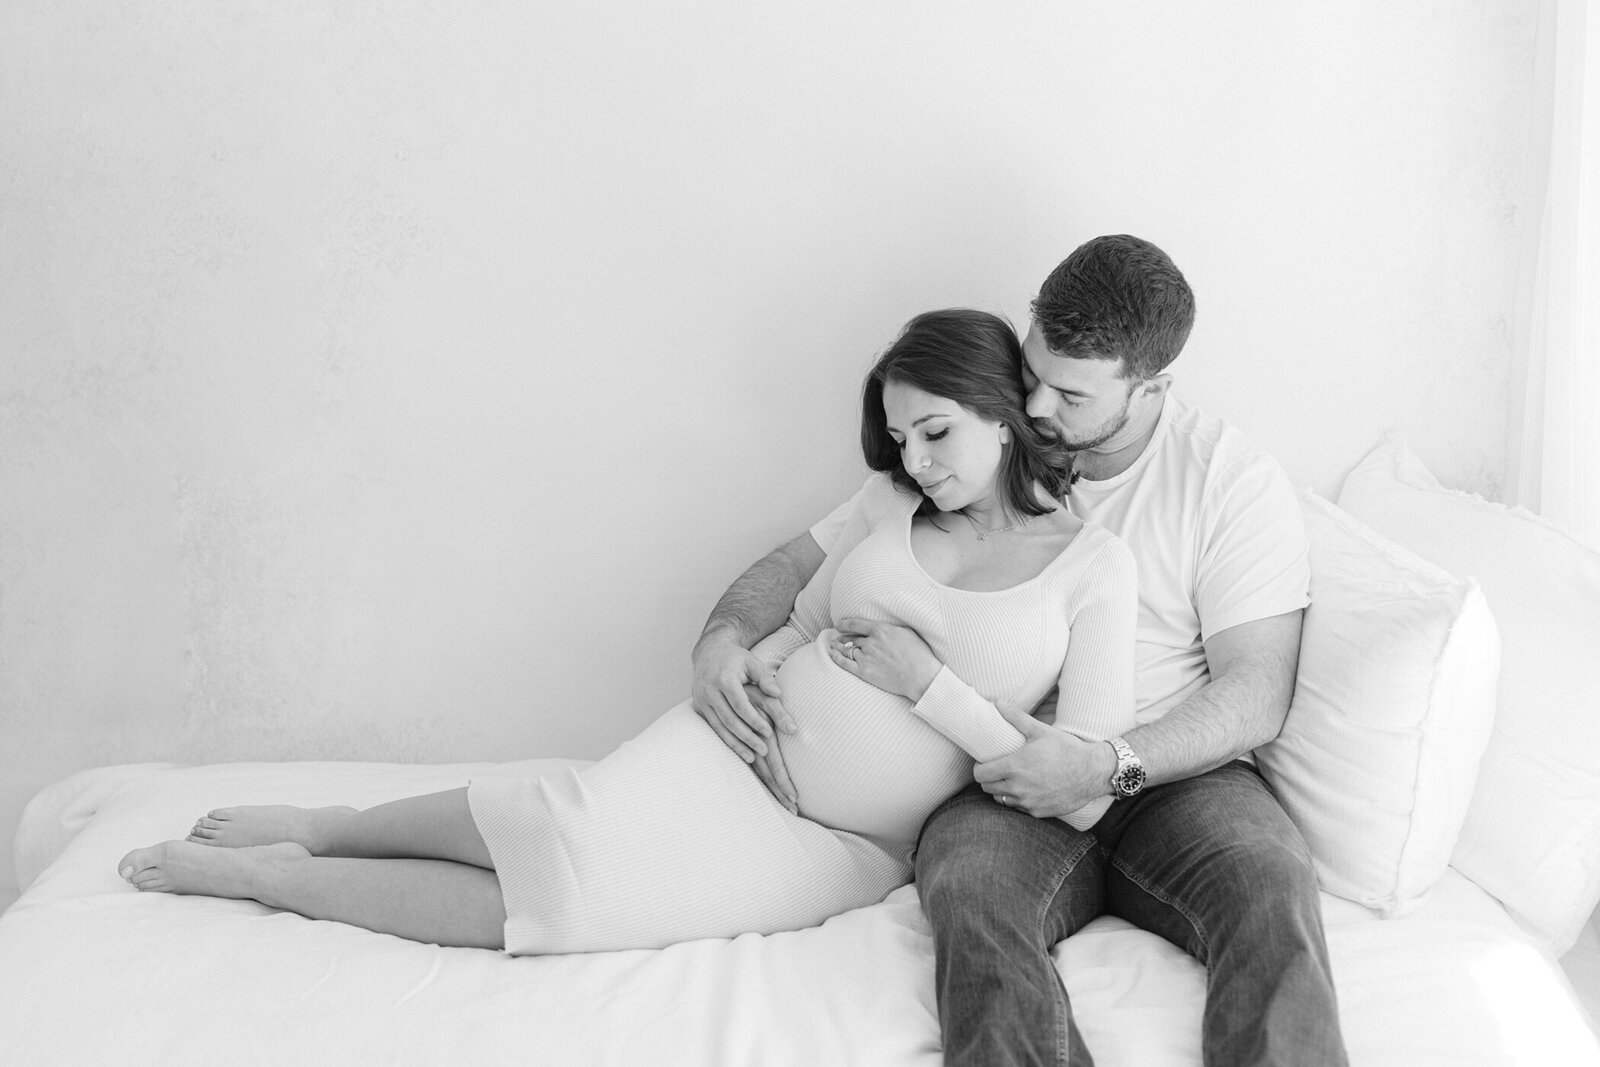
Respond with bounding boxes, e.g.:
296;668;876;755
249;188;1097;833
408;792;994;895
1000;794;1011;806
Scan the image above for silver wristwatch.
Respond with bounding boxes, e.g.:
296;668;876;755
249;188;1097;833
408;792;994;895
1107;736;1146;799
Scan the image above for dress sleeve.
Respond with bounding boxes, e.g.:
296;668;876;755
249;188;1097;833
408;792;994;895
910;532;1139;831
1047;534;1139;828
748;624;810;670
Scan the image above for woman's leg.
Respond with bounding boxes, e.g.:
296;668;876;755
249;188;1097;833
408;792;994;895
190;787;493;869
118;840;507;950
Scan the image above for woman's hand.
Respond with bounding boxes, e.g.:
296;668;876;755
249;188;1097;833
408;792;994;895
827;617;942;701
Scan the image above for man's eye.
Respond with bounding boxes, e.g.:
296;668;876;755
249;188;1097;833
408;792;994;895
1056;390;1081;406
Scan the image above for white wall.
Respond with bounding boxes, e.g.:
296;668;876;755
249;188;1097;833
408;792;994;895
0;1;1544;896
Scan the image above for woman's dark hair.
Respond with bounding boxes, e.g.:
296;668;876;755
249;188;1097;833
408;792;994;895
860;309;1074;520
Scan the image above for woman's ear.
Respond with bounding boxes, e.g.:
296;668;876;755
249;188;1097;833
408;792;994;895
998;425;1013;444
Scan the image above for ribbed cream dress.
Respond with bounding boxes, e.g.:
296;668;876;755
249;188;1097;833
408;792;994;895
468;475;1137;954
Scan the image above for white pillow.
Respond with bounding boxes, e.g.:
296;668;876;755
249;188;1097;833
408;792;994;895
1255;491;1498;917
1338;435;1600;955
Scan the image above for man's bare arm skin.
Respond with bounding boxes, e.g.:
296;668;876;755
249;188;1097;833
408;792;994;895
691;531;826;810
1125;609;1303;782
978;610;1304;817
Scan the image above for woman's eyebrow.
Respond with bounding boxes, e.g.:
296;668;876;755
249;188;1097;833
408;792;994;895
886;411;953;434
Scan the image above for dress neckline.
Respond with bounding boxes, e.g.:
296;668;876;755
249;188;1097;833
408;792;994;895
899;507;1096;595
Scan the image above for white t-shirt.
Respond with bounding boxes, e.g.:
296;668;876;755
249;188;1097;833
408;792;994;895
810;394;1309;725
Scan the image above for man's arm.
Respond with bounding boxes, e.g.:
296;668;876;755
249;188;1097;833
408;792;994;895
1124;609;1302;783
977;610;1303;816
691;531;825;808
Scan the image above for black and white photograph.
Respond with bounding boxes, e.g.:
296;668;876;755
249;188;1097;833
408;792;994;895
1;2;1597;1064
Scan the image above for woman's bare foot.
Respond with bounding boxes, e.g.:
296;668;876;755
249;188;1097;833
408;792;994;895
187;805;358;852
117;840;310;900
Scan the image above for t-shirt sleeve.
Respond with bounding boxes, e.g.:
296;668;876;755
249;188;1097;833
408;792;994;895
808;479;873;555
1195;453;1310;642
787;473;909;641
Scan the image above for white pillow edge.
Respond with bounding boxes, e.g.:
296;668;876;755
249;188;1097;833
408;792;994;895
1272;491;1496;917
1337;434;1600;953
1385;580;1499;917
1344;433;1600;558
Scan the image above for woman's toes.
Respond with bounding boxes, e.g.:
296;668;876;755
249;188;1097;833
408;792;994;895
118;846;163;884
132;870;171;892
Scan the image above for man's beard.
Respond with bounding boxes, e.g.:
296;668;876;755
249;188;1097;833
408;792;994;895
1037;395;1133;453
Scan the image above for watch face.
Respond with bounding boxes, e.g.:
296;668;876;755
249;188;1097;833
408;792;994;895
1116;764;1147;796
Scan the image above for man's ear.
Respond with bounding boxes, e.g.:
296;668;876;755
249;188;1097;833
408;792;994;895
1136;374;1173;399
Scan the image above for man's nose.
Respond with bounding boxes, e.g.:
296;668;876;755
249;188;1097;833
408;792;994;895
1025;384;1056;419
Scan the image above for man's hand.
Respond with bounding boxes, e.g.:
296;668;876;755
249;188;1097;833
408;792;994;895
973;705;1114;818
691;635;799;812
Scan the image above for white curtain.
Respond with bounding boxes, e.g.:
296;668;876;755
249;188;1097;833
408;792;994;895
1512;0;1600;545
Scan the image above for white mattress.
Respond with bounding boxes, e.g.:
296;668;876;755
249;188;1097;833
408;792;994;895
3;760;1597;1066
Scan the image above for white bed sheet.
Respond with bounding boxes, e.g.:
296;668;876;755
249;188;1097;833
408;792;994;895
2;761;1596;1066
1566;911;1600;1037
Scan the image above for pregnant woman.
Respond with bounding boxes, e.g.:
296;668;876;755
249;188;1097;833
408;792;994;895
117;309;1137;955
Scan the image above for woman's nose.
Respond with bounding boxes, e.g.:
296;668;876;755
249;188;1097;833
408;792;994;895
903;440;930;472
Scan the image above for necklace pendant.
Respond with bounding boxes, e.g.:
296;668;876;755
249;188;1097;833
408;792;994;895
964;512;1030;540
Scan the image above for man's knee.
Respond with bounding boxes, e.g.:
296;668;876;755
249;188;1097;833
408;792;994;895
915;794;1023;913
915;790;1100;935
1224;829;1320;903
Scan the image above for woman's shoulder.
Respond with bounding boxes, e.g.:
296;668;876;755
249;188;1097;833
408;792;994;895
1050;518;1136;590
1070;518;1126;553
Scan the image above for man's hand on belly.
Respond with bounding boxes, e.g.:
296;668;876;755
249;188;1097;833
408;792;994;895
973;707;1116;818
744;681;799;814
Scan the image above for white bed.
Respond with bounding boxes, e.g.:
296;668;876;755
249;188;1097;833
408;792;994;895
3;439;1599;1065
0;758;1594;1067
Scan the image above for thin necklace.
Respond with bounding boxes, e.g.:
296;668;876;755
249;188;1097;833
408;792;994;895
961;510;1033;541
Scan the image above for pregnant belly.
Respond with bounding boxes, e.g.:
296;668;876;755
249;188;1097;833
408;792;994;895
776;631;975;848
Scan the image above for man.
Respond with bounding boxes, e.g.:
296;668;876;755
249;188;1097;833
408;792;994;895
690;235;1346;1066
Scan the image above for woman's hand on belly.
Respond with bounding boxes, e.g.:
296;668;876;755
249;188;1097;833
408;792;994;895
827;617;942;701
778;635;973;846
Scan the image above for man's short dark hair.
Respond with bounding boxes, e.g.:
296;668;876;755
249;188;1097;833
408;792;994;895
1030;235;1195;381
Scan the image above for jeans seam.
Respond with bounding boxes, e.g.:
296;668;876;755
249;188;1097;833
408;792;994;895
1037;832;1096;1067
1109;853;1212;977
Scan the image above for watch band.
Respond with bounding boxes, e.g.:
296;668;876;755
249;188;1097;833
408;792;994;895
1107;736;1147;798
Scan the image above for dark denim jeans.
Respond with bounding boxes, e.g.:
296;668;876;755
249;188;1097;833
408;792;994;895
914;761;1348;1067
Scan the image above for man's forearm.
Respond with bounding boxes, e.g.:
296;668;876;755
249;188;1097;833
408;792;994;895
1122;674;1282;787
695;533;821;654
1123;614;1302;788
